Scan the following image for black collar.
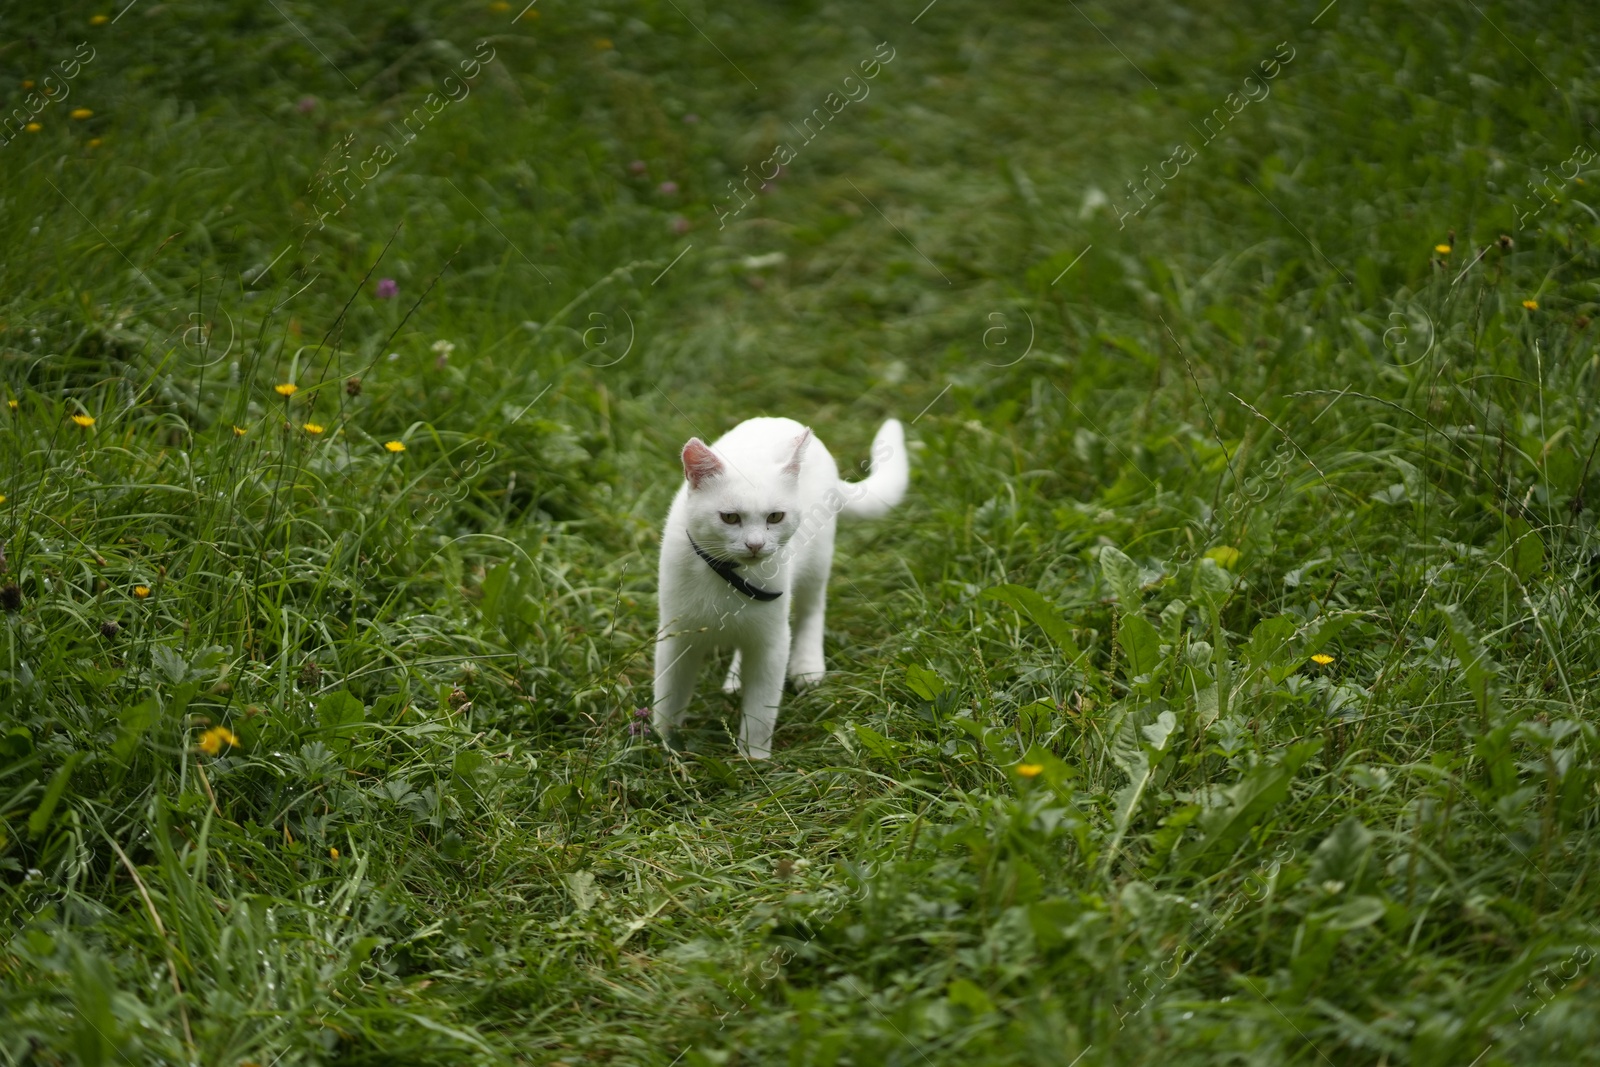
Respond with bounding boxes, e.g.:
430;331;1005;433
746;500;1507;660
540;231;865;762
689;535;781;601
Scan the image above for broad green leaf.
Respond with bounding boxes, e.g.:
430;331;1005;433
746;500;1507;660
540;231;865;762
1243;615;1298;670
1214;656;1233;723
1184;739;1322;872
1105;774;1150;874
453;750;489;788
1119;879;1164;923
1142;803;1202;875
565;870;598;913
1159;599;1187;647
950;718;988;742
480;561;512;619
1100;545;1143;609
853;725;903;767
1017;744;1078;792
947;978;996;1015
1205;545;1240;569
28;753;82;839
1191;557;1232;603
112;699;160;762
1103;709;1178;872
317;690;366;730
1309;816;1373;886
1003;856;1043;903
1439;604;1496;722
1141;709;1178;750
1303;612;1359;658
1502;513;1545;582
1321;895;1386;931
1028;899;1081;950
70;943;117;1066
1017;699;1056;738
1118;614;1162;683
0;726;32;760
148;643;226;687
904;663;947;700
151;644;190;687
1389;455;1426;506
1108;705;1151;779
1476;720;1518;796
983;584;1084;661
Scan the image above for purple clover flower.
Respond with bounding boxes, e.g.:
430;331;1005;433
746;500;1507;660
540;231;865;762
375;278;398;299
629;707;652;737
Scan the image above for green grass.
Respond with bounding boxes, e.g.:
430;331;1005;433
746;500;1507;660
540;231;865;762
3;0;1600;1063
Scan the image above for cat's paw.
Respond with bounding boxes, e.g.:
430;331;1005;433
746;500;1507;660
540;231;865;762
788;668;826;691
721;669;741;694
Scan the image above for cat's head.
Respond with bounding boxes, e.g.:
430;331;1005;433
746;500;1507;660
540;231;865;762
680;430;809;563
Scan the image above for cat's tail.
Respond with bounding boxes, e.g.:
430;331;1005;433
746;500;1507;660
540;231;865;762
838;418;909;520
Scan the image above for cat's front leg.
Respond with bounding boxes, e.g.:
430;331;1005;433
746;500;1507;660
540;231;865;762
653;633;706;746
787;565;829;690
736;628;788;760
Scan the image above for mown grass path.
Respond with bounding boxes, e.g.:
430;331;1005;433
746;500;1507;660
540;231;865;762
3;1;1600;1064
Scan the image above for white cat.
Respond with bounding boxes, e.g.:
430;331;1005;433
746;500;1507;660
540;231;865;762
652;417;909;759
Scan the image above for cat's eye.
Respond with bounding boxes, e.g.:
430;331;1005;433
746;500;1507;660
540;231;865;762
719;512;741;525
766;512;786;524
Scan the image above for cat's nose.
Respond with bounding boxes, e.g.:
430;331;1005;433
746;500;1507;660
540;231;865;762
745;540;764;555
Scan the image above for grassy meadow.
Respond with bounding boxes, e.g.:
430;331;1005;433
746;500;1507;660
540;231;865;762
3;0;1600;1062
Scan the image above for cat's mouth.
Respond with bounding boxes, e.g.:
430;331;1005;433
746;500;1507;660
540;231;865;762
704;541;781;563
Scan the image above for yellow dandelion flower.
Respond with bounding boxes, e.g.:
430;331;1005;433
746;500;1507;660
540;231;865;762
88;138;102;148
90;13;110;24
1434;244;1451;254
1522;299;1539;310
303;422;325;435
70;414;95;427
1016;763;1044;778
330;847;340;860
1311;653;1334;665
24;122;41;133
274;382;298;396
384;440;406;453
197;725;240;756
519;6;539;17
232;425;246;436
488;0;510;9
21;80;34;89
7;399;17;411
0;495;6;505
70;108;93;120
133;585;151;598
594;37;613;49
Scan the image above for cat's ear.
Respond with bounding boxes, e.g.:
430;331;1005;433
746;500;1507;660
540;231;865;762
682;438;724;489
783;428;813;477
